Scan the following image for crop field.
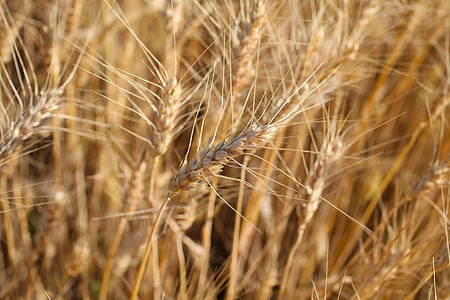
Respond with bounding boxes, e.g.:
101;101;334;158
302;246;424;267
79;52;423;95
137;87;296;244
0;0;449;299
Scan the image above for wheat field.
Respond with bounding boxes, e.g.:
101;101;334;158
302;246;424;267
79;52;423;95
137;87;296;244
0;0;449;299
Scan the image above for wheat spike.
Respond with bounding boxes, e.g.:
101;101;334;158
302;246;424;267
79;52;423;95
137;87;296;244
0;88;63;162
170;123;278;194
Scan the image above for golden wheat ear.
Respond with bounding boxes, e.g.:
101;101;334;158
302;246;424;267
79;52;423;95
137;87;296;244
170;123;278;194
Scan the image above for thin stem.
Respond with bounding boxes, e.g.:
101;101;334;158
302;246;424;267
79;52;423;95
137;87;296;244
130;195;171;300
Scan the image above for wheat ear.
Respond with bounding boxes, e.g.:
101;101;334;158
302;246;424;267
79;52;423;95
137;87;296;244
150;78;183;156
170;123;278;194
0;88;63;163
279;133;344;298
231;0;265;114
